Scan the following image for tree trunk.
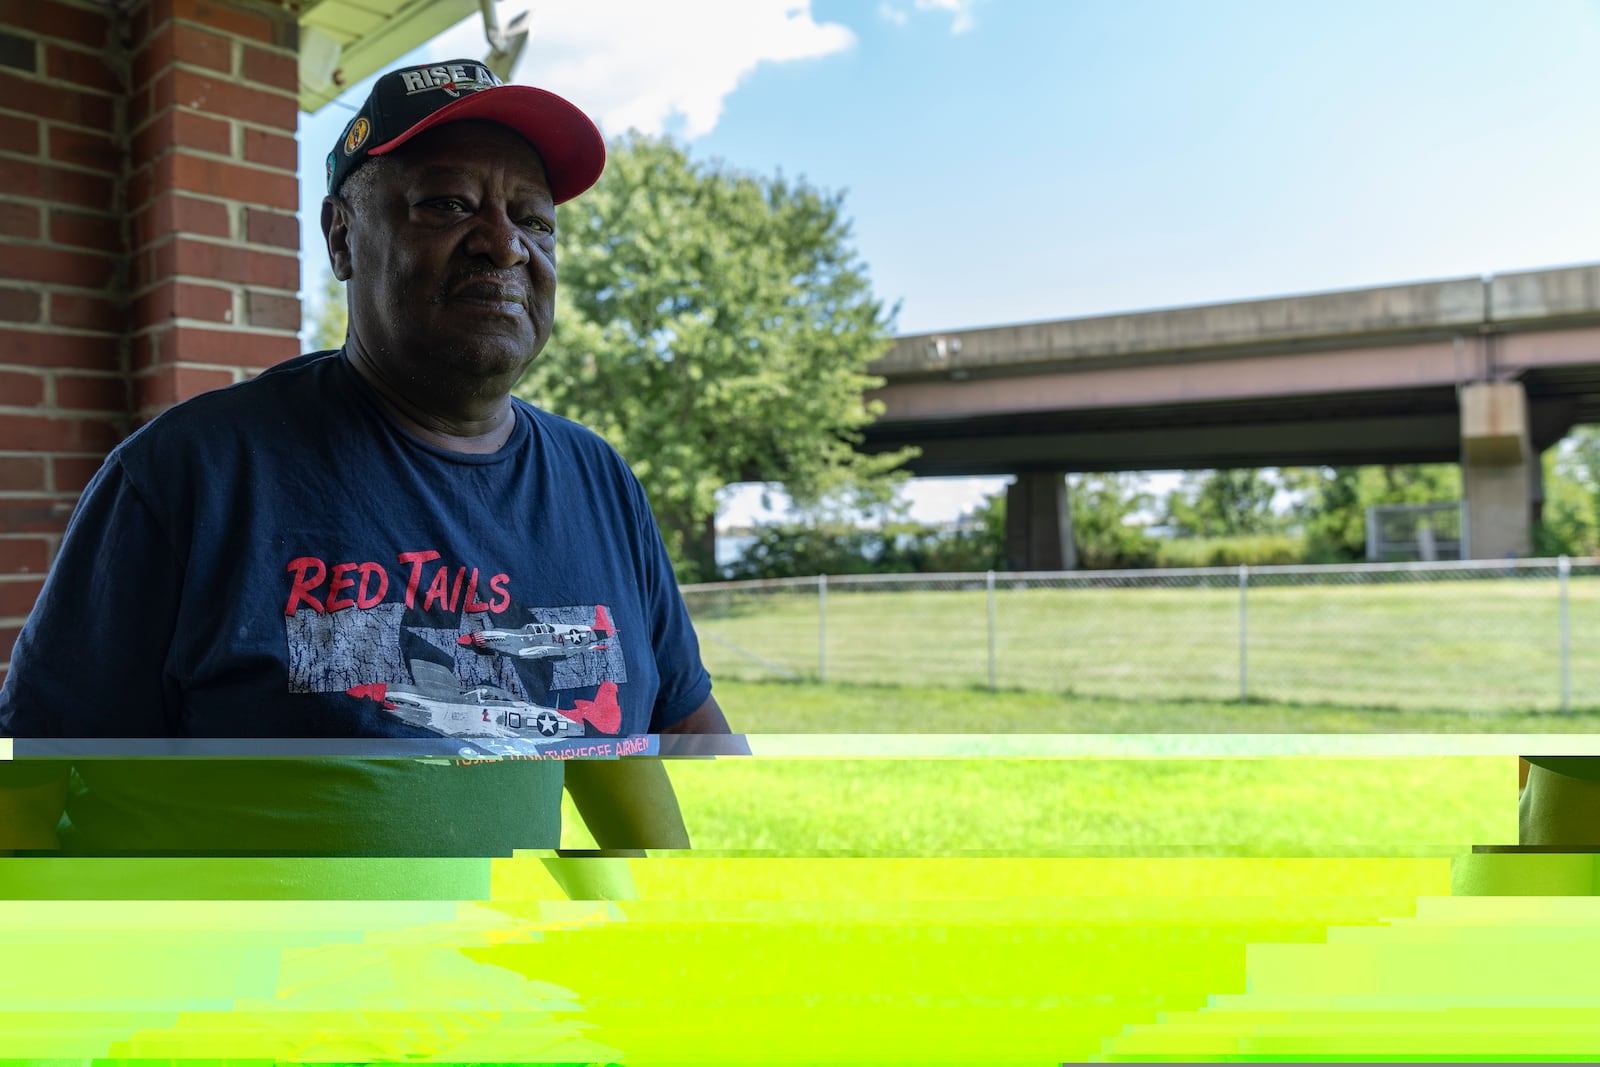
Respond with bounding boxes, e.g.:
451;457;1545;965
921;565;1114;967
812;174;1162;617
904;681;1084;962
663;510;720;584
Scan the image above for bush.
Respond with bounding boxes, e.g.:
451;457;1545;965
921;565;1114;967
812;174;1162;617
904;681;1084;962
722;522;900;580
1153;535;1305;568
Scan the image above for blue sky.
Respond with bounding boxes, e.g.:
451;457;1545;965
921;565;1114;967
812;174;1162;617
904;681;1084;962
296;1;1600;525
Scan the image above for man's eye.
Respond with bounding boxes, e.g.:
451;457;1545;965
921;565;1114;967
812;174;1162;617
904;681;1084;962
427;198;469;212
524;217;554;234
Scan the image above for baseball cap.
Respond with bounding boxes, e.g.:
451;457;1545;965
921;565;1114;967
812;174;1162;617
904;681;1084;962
326;59;605;203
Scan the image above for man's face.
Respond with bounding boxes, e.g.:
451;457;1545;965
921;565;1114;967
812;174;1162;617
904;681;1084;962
336;121;558;396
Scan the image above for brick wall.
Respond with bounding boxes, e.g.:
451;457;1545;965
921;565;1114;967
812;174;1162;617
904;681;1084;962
127;0;301;415
0;0;125;681
0;0;301;683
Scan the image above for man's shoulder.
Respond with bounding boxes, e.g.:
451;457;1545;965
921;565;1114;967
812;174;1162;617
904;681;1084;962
514;398;631;464
117;351;344;457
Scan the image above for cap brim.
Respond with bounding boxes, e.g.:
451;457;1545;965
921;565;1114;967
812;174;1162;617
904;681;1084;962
367;85;605;204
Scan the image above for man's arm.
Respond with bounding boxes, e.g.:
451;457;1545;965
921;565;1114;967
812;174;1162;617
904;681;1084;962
545;695;730;900
547;743;690;902
1522;760;1600;846
561;693;733;852
661;694;749;755
563;755;691;852
0;769;71;855
662;694;732;735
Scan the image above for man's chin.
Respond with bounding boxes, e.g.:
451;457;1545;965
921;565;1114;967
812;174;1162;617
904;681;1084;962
433;341;542;387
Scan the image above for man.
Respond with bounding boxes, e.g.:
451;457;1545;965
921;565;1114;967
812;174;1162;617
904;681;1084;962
0;60;730;882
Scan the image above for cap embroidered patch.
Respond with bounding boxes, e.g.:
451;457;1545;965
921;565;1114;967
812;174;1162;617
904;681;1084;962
343;116;370;155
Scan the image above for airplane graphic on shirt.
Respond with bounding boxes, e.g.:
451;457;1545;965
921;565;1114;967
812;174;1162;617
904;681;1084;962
457;605;616;660
347;659;621;740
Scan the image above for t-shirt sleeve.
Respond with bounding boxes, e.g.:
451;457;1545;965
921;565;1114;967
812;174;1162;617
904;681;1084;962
627;476;712;733
0;454;183;741
1523;757;1600;781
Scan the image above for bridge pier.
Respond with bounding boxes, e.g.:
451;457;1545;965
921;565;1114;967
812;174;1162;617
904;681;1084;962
1006;472;1077;571
1460;380;1542;559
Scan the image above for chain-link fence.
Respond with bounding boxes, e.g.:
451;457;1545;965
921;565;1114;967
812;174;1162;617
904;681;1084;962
680;557;1600;713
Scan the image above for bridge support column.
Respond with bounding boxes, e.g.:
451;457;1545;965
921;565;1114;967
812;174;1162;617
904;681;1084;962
1006;472;1076;571
1461;381;1540;560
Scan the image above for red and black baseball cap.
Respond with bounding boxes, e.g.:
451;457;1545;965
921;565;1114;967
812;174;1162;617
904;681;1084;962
326;59;605;203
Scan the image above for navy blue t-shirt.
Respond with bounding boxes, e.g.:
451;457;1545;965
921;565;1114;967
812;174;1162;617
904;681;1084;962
0;352;712;855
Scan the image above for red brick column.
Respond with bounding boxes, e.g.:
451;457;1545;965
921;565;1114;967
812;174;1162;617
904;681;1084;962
0;0;303;683
127;0;301;417
0;0;127;681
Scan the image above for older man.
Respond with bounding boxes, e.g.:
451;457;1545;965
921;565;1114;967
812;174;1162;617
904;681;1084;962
0;61;728;873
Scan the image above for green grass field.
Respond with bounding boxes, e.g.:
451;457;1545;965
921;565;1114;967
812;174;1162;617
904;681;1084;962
711;678;1600;733
648;756;1514;854
686;576;1600;714
556;679;1554;853
561;750;1515;854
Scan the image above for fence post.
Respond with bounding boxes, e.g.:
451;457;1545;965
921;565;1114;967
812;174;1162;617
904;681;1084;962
817;572;828;684
986;569;997;692
1239;563;1250;703
1560;555;1571;713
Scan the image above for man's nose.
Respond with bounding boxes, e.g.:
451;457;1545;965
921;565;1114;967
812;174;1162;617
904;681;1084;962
463;207;531;268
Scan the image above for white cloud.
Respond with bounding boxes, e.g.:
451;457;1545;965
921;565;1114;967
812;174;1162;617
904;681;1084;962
878;2;909;26
424;0;854;139
913;0;977;35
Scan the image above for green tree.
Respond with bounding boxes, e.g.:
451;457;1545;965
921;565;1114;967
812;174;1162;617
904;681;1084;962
723;492;911;580
724;487;1007;579
901;488;1007;573
1285;466;1363;562
1071;473;1157;569
520;135;913;581
1539;427;1600;555
1164;468;1280;538
1285;464;1460;562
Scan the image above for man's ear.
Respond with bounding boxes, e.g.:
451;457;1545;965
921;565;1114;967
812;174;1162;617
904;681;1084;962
321;195;354;281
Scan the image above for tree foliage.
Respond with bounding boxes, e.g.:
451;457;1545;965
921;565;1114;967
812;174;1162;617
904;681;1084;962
519;135;913;580
1164;468;1281;538
1284;464;1460;562
724;490;1005;580
1537;427;1600;556
1070;473;1158;569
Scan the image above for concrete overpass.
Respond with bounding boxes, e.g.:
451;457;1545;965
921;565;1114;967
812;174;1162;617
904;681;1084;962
862;263;1600;568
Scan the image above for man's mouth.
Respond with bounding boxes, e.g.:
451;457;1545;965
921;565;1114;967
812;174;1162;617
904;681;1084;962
452;280;528;310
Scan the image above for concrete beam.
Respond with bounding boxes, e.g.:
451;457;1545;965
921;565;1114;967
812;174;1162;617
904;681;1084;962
1491;264;1600;323
868;335;1506;427
883;411;1465;477
877;263;1600;383
876;277;1487;379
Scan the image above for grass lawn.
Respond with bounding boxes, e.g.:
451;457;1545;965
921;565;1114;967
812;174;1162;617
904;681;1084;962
711;678;1600;733
562;754;1513;853
686;577;1600;714
557;680;1533;853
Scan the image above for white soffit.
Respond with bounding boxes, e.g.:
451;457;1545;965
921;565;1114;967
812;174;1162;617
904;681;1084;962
297;0;478;113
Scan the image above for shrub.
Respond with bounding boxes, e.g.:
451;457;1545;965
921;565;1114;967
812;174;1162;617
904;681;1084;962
1153;535;1305;569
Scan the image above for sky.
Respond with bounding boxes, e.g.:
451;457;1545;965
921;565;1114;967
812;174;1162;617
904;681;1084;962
295;0;1600;528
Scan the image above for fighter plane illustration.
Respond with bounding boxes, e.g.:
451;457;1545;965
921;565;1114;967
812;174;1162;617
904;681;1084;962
346;659;621;739
456;605;616;660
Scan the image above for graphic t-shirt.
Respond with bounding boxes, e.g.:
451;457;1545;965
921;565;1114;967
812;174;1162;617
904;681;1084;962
0;351;712;856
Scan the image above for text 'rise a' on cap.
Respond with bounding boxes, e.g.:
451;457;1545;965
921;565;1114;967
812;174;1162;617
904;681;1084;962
327;59;605;203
